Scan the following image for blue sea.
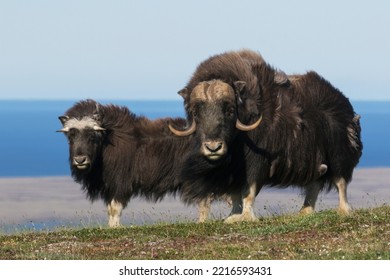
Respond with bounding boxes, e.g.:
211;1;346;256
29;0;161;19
0;100;389;177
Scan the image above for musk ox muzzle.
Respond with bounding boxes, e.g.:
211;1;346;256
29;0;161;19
201;140;226;161
72;155;91;170
199;116;262;161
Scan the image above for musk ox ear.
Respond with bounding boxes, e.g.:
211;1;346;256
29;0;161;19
274;70;289;85
58;116;69;126
178;87;189;99
233;81;246;94
233;81;246;103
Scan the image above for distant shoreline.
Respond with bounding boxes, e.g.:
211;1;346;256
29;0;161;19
0;165;387;179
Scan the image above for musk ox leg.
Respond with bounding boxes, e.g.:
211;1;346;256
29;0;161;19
198;195;234;222
230;193;243;215
107;200;123;228
224;183;257;223
335;177;351;215
241;183;258;221
300;181;321;215
198;197;212;223
224;193;242;223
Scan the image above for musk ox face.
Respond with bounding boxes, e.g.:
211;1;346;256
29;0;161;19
191;82;237;161
169;80;261;162
57;115;106;173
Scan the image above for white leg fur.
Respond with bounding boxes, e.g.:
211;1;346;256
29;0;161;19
107;200;123;228
225;183;257;223
335;177;351;215
198;197;212;223
241;183;258;221
300;181;321;215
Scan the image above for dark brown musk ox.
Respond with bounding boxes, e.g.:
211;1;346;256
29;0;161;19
57;99;219;227
169;49;362;223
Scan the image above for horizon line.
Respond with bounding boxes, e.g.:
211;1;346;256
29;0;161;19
1;98;390;102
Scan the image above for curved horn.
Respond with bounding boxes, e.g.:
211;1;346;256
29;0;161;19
236;115;263;131
93;125;106;131
56;127;69;133
169;120;196;136
57;115;69;132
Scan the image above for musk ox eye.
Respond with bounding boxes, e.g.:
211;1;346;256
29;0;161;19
191;102;203;118
67;128;78;139
67;132;76;142
89;134;97;142
250;112;259;120
226;107;235;117
66;135;74;145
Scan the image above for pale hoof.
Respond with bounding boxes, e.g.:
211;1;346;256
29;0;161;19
337;204;352;215
224;212;257;223
224;214;242;223
299;206;314;215
108;220;121;228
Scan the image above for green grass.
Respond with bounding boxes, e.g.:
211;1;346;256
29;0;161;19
1;206;389;260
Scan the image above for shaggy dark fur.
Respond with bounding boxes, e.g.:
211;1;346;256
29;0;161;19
177;50;362;206
250;67;362;188
59;99;194;209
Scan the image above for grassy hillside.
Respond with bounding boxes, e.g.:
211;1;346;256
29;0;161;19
1;206;389;260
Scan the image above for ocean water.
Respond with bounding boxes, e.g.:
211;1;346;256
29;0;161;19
0;100;185;177
0;100;389;177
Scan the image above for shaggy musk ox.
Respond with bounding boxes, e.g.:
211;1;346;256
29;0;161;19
170;50;362;222
57;99;215;227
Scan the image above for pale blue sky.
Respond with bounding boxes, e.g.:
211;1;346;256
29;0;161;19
0;0;389;100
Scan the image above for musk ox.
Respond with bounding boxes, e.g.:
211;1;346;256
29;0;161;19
170;50;362;222
57;99;217;227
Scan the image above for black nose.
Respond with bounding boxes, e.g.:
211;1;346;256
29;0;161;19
74;156;87;164
204;141;223;153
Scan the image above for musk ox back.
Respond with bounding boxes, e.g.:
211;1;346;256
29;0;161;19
58;99;210;227
171;50;362;223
